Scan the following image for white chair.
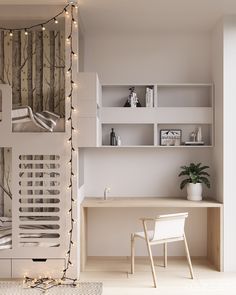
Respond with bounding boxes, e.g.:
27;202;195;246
131;212;194;288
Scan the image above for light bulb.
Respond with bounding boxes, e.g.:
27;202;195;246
54;18;58;24
24;29;28;35
41;25;46;31
9;30;13;37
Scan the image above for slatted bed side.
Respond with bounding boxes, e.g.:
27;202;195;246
12;142;69;259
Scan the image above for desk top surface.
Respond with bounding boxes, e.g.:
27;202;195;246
81;197;223;208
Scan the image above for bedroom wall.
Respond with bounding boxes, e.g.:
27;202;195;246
81;31;213;256
222;16;236;272
0;5;66;116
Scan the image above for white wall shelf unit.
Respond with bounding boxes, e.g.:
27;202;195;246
77;75;214;148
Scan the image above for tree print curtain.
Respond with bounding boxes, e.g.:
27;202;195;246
0;30;65;117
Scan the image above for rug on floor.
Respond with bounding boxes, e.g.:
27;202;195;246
0;281;103;295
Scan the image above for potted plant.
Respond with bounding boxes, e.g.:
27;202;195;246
179;163;210;201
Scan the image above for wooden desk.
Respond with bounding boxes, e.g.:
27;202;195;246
81;197;223;271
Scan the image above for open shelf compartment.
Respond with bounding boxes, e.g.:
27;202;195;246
102;85;156;108
157;84;213;107
157;124;213;147
101;124;155;146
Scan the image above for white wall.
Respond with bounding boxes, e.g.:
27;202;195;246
222;16;236;271
84;148;213;198
82;31;213;257
87;208;207;257
84;32;211;84
212;21;224;204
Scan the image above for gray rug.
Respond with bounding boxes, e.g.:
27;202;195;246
0;281;103;294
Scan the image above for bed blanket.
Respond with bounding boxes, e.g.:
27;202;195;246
12;106;60;132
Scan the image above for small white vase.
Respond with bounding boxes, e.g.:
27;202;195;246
187;183;202;201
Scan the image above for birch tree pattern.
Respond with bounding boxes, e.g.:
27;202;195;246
0;30;65;117
0;148;12;217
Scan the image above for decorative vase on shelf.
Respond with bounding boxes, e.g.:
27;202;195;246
196;127;202;142
110;128;117;146
186;183;202;201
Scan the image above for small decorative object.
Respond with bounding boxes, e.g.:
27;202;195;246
190;130;197;142
145;87;153;107
124;87;142;108
116;135;121;146
184;127;204;145
110;128;117;146
196;126;202;142
179;163;210;201
160;129;181;146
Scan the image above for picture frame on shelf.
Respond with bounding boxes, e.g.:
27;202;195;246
160;129;182;146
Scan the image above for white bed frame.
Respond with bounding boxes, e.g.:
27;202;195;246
0;85;79;279
0;5;79;279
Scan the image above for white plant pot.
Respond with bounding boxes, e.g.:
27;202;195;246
187;183;203;201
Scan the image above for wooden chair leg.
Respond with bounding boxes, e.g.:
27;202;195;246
183;233;194;279
142;221;157;288
164;243;167;268
131;233;135;274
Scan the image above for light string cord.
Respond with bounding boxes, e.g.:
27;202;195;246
62;3;76;282
0;4;70;32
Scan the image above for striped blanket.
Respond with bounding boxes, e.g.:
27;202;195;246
0;217;12;250
0;217;59;249
11;107;60;132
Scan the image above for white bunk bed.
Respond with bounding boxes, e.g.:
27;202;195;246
0;85;71;279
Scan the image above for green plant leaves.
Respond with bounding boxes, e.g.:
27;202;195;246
179;162;210;189
180;178;191;190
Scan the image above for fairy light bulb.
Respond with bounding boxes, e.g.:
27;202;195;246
54;18;58;24
9;30;13;37
41;25;46;31
24;29;28;35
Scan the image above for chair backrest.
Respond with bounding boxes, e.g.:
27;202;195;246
152;213;188;241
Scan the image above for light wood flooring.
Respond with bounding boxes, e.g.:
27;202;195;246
80;257;236;295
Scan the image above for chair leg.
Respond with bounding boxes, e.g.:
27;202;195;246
131;233;135;274
183;233;194;279
164;243;167;268
142;221;157;288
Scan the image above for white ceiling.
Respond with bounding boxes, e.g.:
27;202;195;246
1;0;236;33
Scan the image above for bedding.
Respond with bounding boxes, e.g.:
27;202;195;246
12;106;60;132
0;217;12;250
0;106;64;132
0;217;59;249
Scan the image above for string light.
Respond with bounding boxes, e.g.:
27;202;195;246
0;3;79;292
0;4;70;34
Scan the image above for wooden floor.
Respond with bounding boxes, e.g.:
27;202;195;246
80;257;236;295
